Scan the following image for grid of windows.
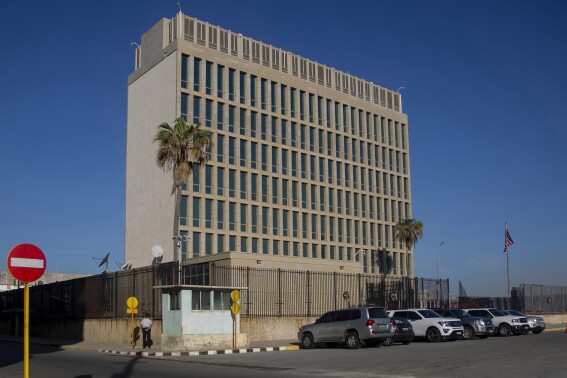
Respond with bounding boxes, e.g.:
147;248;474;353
177;52;411;275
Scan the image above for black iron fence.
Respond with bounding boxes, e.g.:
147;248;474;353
521;284;567;314
457;287;524;311
1;261;449;321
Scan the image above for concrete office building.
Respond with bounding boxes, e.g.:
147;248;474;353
125;12;412;277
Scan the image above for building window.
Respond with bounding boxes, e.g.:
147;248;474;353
193;57;201;92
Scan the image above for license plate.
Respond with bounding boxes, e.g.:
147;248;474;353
402;327;409;331
455;331;462;335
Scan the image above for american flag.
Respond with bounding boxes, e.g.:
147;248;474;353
504;229;514;252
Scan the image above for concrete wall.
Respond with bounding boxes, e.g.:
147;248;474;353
2;318;162;345
125;45;177;268
241;317;316;341
539;314;567;324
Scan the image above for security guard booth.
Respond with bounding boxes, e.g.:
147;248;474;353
156;285;247;350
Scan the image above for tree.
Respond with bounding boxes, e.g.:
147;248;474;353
155;117;212;267
395;218;424;276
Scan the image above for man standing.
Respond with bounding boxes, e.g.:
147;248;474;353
140;313;153;348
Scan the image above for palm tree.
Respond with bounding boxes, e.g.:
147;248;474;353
395;218;424;276
155;117;212;267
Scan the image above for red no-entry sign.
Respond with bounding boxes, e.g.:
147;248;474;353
7;244;46;283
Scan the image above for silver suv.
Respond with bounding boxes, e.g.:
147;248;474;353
502;310;546;334
465;308;529;336
298;307;394;349
432;308;495;340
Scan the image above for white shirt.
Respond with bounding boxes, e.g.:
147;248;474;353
140;317;152;329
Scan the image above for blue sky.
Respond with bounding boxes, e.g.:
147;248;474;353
1;1;565;297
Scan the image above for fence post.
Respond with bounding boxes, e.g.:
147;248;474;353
114;272;118;319
357;274;362;306
307;270;311;317
246;266;250;316
152;265;156;318
278;268;282;317
446;277;450;308
333;272;337;310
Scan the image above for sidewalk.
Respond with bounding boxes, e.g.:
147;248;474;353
0;334;300;357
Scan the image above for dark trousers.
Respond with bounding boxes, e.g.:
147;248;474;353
142;328;152;348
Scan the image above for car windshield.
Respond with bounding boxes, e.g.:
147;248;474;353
418;309;441;318
489;308;506;316
452;309;470;317
507;310;524;316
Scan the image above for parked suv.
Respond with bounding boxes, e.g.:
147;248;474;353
465;308;529;336
298;307;394;349
502;310;546;334
431;308;495;340
387;309;463;342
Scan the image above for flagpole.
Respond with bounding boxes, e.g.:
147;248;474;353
505;223;510;302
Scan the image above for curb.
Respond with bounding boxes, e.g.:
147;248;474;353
95;345;300;357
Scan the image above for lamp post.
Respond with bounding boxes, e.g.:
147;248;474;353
436;242;444;307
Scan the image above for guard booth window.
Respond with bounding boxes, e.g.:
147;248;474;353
213;291;231;311
192;290;211;310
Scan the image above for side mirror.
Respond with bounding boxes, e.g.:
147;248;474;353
315;318;321;324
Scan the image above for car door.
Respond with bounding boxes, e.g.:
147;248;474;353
406;311;426;336
315;311;337;341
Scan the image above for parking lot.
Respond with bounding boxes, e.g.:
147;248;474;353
187;331;567;378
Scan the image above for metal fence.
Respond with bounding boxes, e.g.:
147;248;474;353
1;261;449;321
521;284;567;314
457;287;524;311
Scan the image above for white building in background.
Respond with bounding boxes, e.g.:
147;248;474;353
125;12;413;277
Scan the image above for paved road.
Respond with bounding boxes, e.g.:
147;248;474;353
1;332;566;377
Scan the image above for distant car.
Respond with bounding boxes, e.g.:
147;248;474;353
502;310;546;334
383;317;415;346
465;308;529;336
298;306;395;349
431;308;495;340
387;309;463;342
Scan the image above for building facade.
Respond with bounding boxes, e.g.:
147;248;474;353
125;12;412;277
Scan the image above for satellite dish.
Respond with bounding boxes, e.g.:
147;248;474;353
151;245;163;259
99;252;110;267
92;252;111;273
121;260;132;270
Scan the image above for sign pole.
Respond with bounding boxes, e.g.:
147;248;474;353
7;244;46;378
131;311;135;348
24;282;29;378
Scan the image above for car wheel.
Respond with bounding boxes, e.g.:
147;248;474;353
345;332;360;349
402;340;411;345
463;326;475;340
426;327;442;342
301;333;315;349
499;324;512;337
383;337;393;347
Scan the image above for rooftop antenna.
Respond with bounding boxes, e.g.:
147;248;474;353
92;252;110;273
177;1;182;13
